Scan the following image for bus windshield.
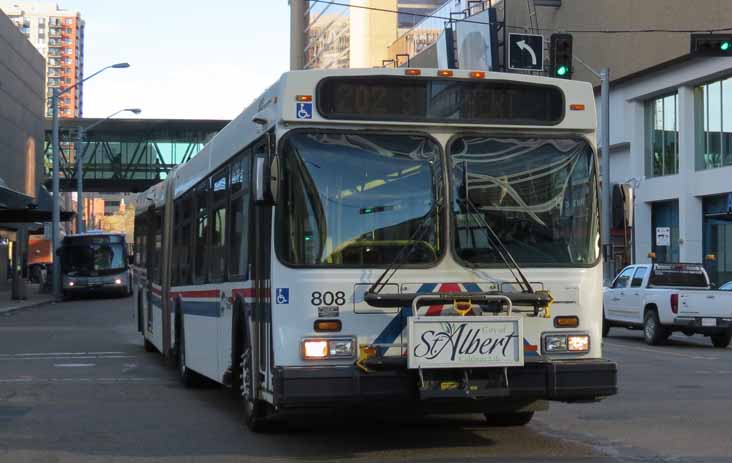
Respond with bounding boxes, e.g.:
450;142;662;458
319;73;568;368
276;132;442;266
451;136;599;266
61;242;127;276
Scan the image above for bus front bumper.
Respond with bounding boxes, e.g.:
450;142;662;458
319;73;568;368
273;360;617;410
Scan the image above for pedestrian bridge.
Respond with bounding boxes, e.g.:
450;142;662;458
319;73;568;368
44;118;228;193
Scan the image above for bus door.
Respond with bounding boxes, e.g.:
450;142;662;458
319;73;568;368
252;136;274;393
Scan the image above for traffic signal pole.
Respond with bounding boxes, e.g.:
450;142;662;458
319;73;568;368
573;55;612;284
600;68;612;285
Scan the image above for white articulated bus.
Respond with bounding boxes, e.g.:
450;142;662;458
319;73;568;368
133;67;617;431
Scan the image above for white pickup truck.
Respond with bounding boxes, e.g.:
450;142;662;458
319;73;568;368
603;263;732;348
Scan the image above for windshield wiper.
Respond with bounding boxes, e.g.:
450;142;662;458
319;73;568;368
367;201;439;295
461;161;534;294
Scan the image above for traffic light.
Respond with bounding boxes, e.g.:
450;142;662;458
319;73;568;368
550;33;573;79
690;34;732;56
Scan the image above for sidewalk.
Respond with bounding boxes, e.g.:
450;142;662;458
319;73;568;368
0;282;55;315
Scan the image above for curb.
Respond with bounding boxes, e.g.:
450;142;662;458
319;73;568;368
0;297;56;315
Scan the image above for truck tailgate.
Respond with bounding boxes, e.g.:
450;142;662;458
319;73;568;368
679;291;732;318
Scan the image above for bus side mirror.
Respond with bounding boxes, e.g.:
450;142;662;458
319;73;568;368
254;153;280;206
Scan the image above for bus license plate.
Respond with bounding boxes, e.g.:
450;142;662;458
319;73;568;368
407;316;524;369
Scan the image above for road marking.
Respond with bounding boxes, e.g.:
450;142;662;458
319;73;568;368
53;363;96;368
604;340;720;360
0;377;169;384
0;355;134;361
0;351;127;357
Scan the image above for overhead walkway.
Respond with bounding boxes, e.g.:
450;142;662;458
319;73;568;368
44;118;228;193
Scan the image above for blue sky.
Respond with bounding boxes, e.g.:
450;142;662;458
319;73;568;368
59;0;290;120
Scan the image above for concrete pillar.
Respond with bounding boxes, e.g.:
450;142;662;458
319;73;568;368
629;100;647;263
677;86;703;262
350;0;398;68
290;0;306;70
0;239;8;291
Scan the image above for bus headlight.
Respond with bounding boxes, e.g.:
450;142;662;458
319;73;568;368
301;337;355;360
543;333;590;353
568;335;590;352
544;335;567;352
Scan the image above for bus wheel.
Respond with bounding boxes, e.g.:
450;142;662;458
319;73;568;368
176;316;199;388
240;320;266;432
484;412;534;427
143;338;155;352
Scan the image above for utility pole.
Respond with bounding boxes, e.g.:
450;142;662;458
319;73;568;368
290;0;306;70
51;88;61;299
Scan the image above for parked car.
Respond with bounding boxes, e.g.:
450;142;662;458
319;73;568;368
603;263;732;348
720;281;732;291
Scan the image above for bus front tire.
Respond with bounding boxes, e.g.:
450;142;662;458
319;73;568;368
238;316;267;432
176;315;199;388
602;309;610;338
484;411;534;427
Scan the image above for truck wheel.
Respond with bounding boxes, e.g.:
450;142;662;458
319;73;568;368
643;310;669;346
711;330;732;348
484;412;534;427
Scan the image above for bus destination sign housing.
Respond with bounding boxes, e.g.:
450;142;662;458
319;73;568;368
317;76;564;125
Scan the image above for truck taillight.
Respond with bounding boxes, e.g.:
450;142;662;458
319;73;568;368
670;293;679;314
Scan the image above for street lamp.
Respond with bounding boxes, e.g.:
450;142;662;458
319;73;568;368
75;108;141;233
51;62;130;300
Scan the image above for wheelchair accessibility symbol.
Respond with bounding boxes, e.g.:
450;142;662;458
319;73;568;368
276;288;289;304
296;103;312;119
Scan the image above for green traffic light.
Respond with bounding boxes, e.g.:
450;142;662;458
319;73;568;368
721;41;731;51
556;65;569;76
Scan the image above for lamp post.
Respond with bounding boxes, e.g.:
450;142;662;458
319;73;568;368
75;108;141;233
51;62;131;300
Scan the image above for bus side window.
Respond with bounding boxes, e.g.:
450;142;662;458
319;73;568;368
193;179;210;284
179;194;193;285
228;152;251;280
210;167;228;282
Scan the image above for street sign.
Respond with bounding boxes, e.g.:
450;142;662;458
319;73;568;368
508;33;544;71
656;227;670;247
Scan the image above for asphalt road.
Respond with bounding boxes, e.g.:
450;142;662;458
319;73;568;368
0;297;730;463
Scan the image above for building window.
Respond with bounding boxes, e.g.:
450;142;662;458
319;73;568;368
695;76;732;170
64;18;73;25
645;94;679;177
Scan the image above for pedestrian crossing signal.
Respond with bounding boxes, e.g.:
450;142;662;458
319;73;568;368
550;33;573;79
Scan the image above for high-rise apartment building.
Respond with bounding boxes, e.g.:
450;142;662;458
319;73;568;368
0;1;84;118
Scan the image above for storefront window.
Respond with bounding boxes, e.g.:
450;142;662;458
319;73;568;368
695;76;732;170
645;94;679;177
702;194;732;287
651;200;679;263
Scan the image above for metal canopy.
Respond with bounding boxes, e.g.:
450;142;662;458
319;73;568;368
44;118;228;193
